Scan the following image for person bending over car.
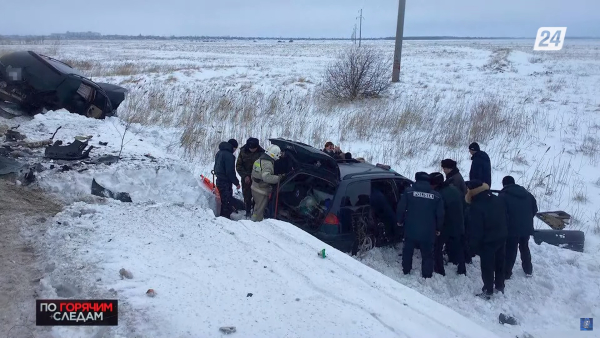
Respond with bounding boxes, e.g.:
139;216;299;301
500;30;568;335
250;145;285;222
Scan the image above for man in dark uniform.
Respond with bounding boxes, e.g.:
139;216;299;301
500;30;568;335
214;139;240;219
397;172;444;278
430;172;466;276
441;158;472;264
465;179;508;299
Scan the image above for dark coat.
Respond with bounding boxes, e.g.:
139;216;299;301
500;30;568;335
435;181;465;239
466;184;507;254
445;168;467;197
469;151;492;187
236;145;265;178
397;180;444;243
214;142;240;186
499;184;538;237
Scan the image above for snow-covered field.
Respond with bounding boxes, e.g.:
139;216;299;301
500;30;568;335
1;38;599;337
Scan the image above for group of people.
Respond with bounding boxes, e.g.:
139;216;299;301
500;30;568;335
215;138;539;299
397;142;538;299
213;137;285;222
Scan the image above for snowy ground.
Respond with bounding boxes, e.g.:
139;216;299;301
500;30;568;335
1;38;599;337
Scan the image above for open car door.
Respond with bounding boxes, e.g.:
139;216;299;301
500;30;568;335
268;138;340;183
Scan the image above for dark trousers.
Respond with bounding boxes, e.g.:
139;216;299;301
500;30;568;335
436;236;466;275
480;239;506;294
241;177;253;214
505;235;533;277
403;239;434;278
216;178;234;219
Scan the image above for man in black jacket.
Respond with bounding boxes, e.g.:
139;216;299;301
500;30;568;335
499;176;538;279
214;139;241;219
430;172;466;276
441;159;467;196
466;179;508;299
468;142;492;187
397;172;444;278
441;158;472;264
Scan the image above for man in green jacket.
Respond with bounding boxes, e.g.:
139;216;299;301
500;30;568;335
251;144;284;222
236;138;265;218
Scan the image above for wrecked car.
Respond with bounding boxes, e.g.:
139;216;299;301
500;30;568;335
263;138;413;255
0;51;127;119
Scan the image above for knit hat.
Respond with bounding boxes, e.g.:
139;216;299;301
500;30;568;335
502;176;516;186
440;159;457;169
246;137;259;148
228;139;239;149
429;172;445;186
465;179;483;190
415;171;430;182
468;142;480;152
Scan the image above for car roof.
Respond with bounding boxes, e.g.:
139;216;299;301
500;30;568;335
338;162;408;180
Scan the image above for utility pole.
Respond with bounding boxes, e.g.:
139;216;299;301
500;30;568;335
392;0;406;82
357;9;363;47
352;24;357;44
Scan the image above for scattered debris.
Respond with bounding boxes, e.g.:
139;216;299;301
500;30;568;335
75;135;93;141
246;293;253;297
498;313;518;325
5;129;26;142
83;155;120;166
295;298;300;301
119;268;133;279
219;326;236;335
22;168;35;185
99;141;108;146
146;289;157;297
91;178;132;202
20;139;53;148
536;211;570;230
144;153;156;160
45;139;93;160
318;249;326;258
0;156;27;176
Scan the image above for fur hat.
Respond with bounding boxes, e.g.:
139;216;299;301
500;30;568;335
228;139;239;149
469;142;480;152
430;172;445;186
441;159;457;169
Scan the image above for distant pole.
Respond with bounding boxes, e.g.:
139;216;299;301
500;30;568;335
358;9;363;47
392;0;406;82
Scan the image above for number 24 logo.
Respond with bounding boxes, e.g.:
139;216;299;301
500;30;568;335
534;27;567;51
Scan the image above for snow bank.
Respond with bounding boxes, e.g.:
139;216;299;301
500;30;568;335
41;201;502;338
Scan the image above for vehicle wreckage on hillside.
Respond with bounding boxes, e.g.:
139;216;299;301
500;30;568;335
0;51;127;119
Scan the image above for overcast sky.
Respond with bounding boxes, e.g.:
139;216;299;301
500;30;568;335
2;0;597;37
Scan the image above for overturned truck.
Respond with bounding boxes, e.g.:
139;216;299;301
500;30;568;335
0;51;127;119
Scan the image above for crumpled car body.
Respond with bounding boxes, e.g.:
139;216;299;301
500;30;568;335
0;51;127;119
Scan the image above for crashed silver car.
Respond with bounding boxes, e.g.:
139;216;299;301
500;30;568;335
0;51;127;119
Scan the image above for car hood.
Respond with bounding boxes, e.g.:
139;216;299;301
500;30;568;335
269;138;340;181
96;83;128;110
